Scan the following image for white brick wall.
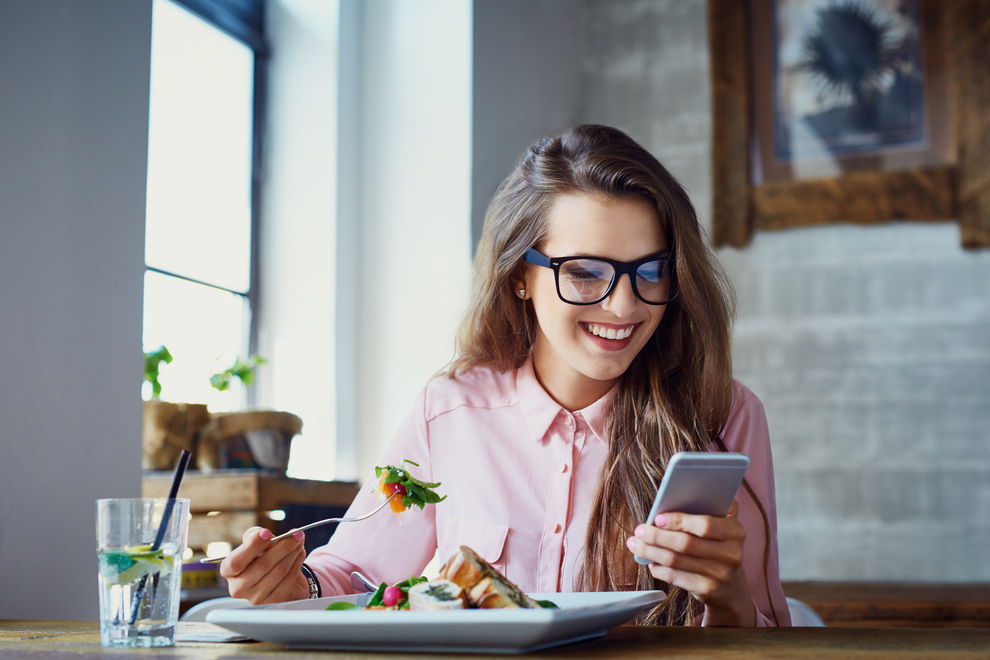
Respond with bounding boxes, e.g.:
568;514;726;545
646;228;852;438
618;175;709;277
723;224;990;580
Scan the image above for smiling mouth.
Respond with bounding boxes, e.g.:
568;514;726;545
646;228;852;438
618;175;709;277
582;322;636;341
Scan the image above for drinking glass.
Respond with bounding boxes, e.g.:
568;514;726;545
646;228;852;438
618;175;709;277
96;497;190;647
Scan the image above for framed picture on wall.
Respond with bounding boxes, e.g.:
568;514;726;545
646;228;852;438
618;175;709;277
751;0;951;185
708;0;990;248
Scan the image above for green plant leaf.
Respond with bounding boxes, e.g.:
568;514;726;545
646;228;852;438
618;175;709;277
209;372;230;391
143;345;173;400
209;354;266;392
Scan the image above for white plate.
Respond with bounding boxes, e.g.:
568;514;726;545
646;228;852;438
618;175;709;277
206;590;665;654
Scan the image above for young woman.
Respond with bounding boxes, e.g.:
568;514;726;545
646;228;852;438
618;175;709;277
221;124;790;626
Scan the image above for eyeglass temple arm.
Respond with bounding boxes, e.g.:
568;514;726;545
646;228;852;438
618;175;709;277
523;247;552;268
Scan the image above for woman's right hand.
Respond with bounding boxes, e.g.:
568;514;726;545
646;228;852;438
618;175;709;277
220;527;310;604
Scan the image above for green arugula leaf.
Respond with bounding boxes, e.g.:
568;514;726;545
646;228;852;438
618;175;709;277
325;601;359;610
366;582;386;607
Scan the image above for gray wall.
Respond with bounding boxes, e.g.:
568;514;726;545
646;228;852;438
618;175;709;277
472;0;585;244
474;0;990;581
343;0;474;478
0;0;151;618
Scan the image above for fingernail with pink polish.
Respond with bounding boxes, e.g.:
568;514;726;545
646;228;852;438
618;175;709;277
259;528;273;541
293;531;305;541
634;525;645;538
626;537;636;550
655;515;669;528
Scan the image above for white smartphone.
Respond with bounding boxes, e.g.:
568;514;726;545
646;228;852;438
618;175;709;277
634;451;750;565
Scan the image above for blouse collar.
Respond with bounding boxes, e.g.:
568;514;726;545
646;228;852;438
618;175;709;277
515;354;614;445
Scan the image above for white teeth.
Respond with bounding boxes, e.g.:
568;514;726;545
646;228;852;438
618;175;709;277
586;323;633;340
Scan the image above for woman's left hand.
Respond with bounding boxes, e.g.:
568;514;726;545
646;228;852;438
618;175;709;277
625;500;755;626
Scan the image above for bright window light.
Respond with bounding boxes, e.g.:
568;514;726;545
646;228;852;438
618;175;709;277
146;0;254;292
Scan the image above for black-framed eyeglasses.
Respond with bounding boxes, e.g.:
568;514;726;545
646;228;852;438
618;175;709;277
523;247;676;306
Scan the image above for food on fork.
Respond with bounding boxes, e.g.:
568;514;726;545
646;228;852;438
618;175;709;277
375;459;446;514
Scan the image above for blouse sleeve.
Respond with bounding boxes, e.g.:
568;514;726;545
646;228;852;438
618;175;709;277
305;387;440;595
718;383;791;627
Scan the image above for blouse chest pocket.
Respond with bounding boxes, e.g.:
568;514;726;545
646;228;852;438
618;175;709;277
436;516;509;574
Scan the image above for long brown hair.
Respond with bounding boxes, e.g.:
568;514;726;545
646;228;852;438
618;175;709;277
448;125;741;625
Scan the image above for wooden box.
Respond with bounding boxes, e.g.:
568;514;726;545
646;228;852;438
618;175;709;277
142;470;361;555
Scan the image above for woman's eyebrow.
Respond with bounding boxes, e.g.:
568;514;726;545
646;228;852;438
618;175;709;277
563;250;670;260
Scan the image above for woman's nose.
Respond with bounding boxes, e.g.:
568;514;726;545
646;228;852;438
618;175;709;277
600;273;640;316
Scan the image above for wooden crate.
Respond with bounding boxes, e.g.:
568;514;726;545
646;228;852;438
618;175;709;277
142;470;361;555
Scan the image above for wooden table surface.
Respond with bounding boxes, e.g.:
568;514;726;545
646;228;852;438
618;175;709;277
2;620;989;658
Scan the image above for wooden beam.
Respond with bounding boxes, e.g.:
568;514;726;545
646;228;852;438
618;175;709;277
784;581;990;628
708;0;753;247
947;0;990;248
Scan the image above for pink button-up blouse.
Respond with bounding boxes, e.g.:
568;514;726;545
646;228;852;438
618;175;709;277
307;357;790;626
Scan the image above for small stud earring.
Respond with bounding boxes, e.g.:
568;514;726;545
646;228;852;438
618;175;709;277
517;288;526;298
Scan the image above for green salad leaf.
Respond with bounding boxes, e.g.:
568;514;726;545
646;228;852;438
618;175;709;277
325;601;358;610
366;582;387;607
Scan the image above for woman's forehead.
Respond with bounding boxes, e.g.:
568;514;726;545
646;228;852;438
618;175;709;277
541;192;667;256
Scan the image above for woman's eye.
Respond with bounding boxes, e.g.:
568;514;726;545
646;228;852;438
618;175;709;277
637;261;664;282
562;261;609;281
566;269;601;281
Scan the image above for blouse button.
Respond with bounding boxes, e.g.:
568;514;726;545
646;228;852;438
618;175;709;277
558;462;568;474
564;415;574;427
553;523;562;534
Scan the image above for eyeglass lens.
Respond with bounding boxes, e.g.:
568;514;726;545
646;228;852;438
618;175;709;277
558;258;669;303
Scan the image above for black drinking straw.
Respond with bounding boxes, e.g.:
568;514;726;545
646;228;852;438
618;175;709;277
128;449;190;624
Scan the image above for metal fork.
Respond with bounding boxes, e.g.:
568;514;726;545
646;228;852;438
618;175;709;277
201;492;397;564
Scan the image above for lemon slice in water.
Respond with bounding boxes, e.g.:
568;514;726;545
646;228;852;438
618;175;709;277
99;544;174;585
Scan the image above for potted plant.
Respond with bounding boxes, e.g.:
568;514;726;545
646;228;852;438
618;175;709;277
196;355;302;474
141;345;210;471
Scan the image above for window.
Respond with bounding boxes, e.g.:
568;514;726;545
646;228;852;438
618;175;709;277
143;0;264;411
144;0;343;480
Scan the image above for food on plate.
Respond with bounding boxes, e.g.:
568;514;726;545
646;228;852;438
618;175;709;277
375;459;446;514
367;576;429;609
439;545;541;609
327;576;429;610
407;579;468;610
325;545;557;612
